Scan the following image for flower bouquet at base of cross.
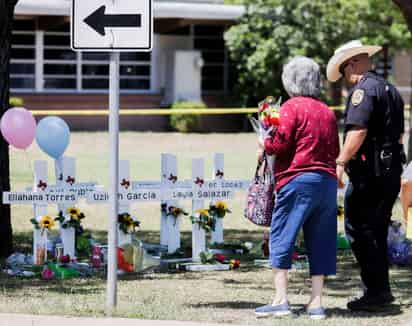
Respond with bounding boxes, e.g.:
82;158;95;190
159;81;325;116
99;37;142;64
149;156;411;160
199;251;241;270
190;209;216;232
118;213;141;235
30;215;55;232
30;215;55;265
209;241;250;255
166;205;188;225
55;207;85;233
208;201;231;219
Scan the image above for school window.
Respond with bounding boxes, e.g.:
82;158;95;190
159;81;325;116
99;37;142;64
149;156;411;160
10;21;151;93
10;29;36;90
193;25;236;94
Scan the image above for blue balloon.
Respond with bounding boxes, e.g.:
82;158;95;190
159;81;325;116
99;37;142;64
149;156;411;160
36;116;70;159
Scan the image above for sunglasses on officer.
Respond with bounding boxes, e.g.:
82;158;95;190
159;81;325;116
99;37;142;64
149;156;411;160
339;55;366;75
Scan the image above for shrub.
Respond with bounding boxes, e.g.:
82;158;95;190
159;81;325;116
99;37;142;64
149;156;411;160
9;97;24;108
169;101;207;133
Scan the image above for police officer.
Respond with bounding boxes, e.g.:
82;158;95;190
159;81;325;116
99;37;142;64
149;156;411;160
327;40;405;311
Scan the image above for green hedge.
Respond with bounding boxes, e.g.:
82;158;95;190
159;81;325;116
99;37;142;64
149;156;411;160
169;101;207;133
9;97;24;108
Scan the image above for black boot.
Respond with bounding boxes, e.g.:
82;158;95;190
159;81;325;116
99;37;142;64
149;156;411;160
347;292;395;312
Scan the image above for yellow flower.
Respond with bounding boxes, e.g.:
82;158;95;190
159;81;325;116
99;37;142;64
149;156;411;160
216;201;228;210
195;209;209;216
126;216;134;225
67;207;80;216
40;215;55;230
337;206;344;220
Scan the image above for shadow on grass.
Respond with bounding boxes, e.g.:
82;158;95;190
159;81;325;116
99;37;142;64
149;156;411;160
326;305;403;318
187;301;265;310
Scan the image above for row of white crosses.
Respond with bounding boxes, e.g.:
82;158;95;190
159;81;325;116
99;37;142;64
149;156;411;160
157;153;238;258
114;153;245;260
3;153;248;262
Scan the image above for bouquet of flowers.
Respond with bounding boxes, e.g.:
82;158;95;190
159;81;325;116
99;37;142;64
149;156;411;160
31;215;55;265
167;206;188;218
190;209;216;232
55;207;85;233
250;96;281;145
209;201;231;219
118;213;141;235
31;215;55;231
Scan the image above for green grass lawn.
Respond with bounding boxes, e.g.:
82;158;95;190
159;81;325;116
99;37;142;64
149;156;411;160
2;132;412;325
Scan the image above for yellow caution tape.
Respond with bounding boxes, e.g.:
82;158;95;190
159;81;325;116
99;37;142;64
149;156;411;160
28;105;409;116
29;107;342;116
30;108;257;116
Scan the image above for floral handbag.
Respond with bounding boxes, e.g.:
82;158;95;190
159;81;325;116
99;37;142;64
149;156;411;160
244;153;275;227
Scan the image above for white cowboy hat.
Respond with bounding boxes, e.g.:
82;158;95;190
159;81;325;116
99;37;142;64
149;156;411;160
326;40;382;82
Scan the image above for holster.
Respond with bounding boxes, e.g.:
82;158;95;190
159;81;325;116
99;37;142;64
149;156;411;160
347;142;403;181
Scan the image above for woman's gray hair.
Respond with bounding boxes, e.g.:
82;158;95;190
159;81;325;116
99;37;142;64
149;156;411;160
281;56;321;98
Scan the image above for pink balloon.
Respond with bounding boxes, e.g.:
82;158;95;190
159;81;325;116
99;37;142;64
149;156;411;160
0;107;36;150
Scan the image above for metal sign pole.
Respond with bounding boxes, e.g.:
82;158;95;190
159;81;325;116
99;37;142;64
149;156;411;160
106;51;120;314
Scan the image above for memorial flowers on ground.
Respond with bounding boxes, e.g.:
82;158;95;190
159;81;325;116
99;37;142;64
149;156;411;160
118;213;140;234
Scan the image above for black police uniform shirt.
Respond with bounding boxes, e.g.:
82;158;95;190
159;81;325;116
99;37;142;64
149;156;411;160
344;71;404;158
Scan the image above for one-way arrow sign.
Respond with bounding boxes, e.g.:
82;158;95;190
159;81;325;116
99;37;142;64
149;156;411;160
84;5;142;36
71;0;152;51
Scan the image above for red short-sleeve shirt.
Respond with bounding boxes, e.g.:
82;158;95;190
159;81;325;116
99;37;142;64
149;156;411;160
264;96;340;191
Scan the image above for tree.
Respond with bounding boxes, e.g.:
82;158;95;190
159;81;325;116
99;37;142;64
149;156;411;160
225;0;411;106
393;0;412;31
392;0;412;161
0;0;18;258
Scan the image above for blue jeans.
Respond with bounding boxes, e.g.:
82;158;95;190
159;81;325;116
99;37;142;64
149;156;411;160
270;172;337;275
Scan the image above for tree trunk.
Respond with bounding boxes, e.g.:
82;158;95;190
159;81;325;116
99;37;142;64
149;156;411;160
392;0;412;161
0;0;18;258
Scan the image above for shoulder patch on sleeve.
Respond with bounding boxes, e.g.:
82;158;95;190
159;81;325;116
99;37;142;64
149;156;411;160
351;89;365;106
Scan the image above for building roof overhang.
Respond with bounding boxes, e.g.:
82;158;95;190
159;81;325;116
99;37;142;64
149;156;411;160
15;0;245;21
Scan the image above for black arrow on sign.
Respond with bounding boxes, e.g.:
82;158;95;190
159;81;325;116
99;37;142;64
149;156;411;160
84;5;142;36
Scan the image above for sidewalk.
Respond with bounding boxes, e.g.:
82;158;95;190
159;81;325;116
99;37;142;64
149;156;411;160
0;314;238;326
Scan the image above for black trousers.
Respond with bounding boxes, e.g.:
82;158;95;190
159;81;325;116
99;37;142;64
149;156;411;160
345;173;400;295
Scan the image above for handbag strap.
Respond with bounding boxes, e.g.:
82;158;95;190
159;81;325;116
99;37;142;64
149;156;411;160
254;152;268;180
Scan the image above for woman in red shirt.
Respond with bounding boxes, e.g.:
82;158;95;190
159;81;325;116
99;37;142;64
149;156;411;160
255;57;339;319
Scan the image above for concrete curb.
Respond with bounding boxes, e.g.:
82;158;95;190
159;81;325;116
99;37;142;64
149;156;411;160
0;314;237;326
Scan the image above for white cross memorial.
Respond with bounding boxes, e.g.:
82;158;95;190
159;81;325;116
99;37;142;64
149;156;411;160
3;156;99;263
55;157;77;258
